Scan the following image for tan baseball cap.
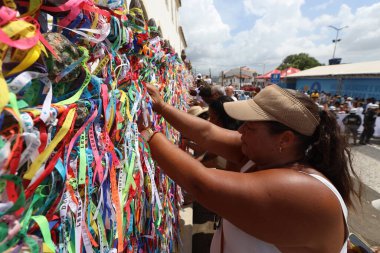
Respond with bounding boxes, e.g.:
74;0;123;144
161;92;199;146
223;85;320;136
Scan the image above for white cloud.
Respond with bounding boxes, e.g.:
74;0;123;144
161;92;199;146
180;1;380;74
338;3;380;57
313;0;334;11
243;0;305;17
180;0;231;70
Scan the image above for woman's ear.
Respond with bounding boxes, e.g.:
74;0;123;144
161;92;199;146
279;130;297;149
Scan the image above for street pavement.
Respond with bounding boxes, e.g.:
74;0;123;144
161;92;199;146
349;141;380;246
178;138;380;252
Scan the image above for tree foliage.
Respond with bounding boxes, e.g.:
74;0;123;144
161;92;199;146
277;53;322;70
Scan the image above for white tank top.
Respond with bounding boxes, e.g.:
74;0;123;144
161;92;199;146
210;161;348;253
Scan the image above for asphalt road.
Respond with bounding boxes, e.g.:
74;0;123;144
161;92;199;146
349;141;380;247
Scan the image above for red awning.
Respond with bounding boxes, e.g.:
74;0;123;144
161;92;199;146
281;67;300;77
256;68;300;79
256;69;281;79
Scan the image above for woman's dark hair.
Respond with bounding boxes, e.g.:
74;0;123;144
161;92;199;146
209;96;242;130
265;90;361;207
198;111;210;120
198;83;211;97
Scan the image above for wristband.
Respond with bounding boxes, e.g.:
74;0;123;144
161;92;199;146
141;128;156;143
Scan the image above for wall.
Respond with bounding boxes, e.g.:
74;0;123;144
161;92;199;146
141;0;186;53
295;78;338;93
0;2;188;252
295;78;380;99
344;78;380;99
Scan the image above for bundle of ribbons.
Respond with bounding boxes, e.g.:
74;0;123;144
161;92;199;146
0;0;191;252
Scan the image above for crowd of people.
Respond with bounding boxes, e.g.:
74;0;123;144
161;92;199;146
135;71;380;252
307;91;379;114
307;90;379;145
188;77;380;146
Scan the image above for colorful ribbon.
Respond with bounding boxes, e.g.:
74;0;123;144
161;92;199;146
0;1;191;252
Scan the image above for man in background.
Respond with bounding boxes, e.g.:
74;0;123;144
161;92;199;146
225;86;237;101
359;104;379;145
342;108;362;145
204;75;212;84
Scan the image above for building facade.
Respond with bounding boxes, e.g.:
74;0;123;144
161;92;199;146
141;0;187;54
287;61;380;100
219;66;257;89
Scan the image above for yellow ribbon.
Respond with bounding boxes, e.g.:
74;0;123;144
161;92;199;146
57;47;90;105
3;0;17;10
20;0;43;18
8;43;45;76
0;64;9;113
23;108;76;180
0;18;44;112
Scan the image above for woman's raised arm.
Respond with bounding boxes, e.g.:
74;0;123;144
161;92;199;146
148;84;246;164
148;133;341;250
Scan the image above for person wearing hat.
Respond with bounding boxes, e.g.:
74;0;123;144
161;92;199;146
194;75;205;89
140;84;360;253
346;97;353;110
310;90;320;104
359;103;379;145
187;105;209;120
328;105;338;116
342;108;362;145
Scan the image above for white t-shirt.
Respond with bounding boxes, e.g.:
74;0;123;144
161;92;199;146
230;96;238;101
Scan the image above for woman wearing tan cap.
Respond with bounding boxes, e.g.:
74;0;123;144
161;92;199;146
140;84;361;253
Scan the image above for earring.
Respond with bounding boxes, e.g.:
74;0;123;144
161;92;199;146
279;146;283;153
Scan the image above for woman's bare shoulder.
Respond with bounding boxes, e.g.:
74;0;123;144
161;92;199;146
245;168;343;219
219;168;345;248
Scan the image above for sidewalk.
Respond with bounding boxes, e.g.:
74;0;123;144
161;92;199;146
179;202;216;253
352;143;380;194
349;142;380;246
179;205;193;253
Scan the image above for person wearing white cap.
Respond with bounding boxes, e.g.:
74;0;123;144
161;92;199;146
140;84;361;253
346;97;353;110
359;103;379;145
342;108;362;145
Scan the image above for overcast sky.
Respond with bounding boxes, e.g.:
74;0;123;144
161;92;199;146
179;0;380;75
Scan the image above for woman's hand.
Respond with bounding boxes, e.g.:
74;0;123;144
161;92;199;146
147;84;166;114
137;107;152;132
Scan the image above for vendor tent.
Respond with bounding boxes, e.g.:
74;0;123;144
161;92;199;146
257;68;300;79
256;69;281;79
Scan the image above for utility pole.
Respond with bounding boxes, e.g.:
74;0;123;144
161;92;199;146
239;67;242;90
209;68;211;78
221;71;224;86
